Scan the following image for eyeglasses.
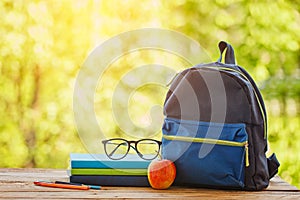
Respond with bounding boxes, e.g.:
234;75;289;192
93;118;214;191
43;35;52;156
101;138;162;160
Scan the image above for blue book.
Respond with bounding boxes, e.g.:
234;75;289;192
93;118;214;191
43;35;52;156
70;153;151;169
70;175;150;187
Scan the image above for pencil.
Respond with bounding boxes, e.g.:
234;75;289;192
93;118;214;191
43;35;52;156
34;181;90;190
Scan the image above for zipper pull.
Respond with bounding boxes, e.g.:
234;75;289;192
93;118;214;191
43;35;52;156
245;143;249;167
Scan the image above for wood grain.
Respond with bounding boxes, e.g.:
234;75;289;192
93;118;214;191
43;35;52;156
0;168;298;199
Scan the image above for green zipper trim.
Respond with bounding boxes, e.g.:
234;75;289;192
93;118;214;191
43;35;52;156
163;135;249;167
202;66;267;139
163;135;247;147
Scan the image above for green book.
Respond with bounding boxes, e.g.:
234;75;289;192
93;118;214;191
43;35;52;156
71;168;148;176
70;153;151;169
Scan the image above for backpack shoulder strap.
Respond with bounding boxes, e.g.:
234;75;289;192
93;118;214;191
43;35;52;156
267;153;280;179
218;41;280;180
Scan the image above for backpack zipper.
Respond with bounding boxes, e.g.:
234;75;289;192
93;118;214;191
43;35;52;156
163;135;249;167
201;66;267;139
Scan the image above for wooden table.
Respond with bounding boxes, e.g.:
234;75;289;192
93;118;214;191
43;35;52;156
0;168;299;199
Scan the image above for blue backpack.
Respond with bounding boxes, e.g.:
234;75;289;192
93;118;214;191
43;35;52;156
162;41;280;190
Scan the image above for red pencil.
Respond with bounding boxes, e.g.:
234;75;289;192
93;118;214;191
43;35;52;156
34;181;90;190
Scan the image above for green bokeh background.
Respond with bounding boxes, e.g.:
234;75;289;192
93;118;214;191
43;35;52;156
0;0;299;188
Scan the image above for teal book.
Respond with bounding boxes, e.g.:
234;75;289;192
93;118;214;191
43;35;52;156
70;168;148;176
70;153;151;169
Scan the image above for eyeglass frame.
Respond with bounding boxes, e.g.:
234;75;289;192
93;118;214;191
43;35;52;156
101;138;162;160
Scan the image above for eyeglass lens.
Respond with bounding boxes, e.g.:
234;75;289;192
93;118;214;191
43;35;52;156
104;139;129;160
136;140;160;160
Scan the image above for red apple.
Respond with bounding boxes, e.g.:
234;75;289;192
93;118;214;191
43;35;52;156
147;159;176;189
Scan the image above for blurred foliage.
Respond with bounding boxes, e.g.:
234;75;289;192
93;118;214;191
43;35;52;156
0;0;299;188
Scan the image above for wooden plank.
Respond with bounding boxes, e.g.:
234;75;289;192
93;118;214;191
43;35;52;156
0;168;298;199
1;189;300;200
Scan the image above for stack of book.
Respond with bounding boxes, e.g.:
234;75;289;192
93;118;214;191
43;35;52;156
69;153;151;186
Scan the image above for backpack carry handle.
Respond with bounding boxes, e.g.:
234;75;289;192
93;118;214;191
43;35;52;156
217;41;236;65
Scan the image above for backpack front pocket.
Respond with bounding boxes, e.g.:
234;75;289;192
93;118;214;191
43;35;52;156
162;118;248;189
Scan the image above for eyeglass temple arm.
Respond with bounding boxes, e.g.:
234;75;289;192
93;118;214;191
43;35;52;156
130;145;144;158
108;142;126;157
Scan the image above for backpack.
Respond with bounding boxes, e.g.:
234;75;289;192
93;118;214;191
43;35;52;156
161;41;280;190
